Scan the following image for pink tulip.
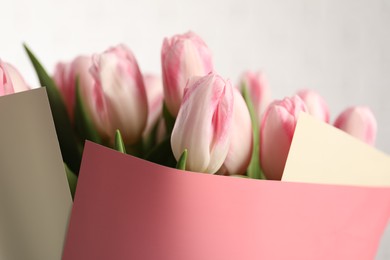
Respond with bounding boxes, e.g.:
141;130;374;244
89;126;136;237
238;71;271;124
90;44;148;144
220;88;253;175
260;95;307;180
54;56;94;121
0;62;14;96
171;73;234;173
334;106;377;145
296;89;329;123
161;31;213;117
0;61;29;95
143;74;164;137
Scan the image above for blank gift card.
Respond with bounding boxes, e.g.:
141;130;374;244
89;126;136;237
282;113;390;186
0;88;72;260
63;142;390;260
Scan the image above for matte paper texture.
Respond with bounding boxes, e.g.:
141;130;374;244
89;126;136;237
282;113;390;186
0;89;72;260
64;142;390;260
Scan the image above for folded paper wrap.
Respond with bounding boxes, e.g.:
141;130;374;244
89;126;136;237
63;142;390;260
282;112;390;258
0;89;72;260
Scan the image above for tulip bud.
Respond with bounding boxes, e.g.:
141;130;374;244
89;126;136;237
143;74;164;137
171;73;234;174
161;31;213;117
220;88;252;175
334;106;377;145
238;71;271;124
90;44;148;144
54;56;94;121
296;89;329;123
0;61;29;95
260;95;307;180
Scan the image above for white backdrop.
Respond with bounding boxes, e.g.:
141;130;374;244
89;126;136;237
1;0;390;258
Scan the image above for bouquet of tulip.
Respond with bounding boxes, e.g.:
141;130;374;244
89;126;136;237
1;31;377;198
2;31;389;260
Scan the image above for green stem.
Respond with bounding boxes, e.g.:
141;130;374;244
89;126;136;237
242;85;266;179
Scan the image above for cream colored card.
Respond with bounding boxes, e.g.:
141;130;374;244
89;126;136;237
282;113;390;186
0;88;72;259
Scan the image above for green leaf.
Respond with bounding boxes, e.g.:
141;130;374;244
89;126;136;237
176;149;187;170
74;77;102;144
242;85;266;179
115;129;127;154
162;102;176;135
24;44;81;173
64;163;78;200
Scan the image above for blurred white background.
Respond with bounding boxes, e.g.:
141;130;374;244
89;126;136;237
1;0;389;258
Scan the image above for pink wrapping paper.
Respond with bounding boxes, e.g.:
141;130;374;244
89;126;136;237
63;142;390;260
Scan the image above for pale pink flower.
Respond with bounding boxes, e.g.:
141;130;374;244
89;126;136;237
143;74;164;137
238;71;271;124
54;56;94;121
334;106;377;145
162;31;213;116
90;44;148;144
260;95;307;180
0;61;29;96
221;88;253;175
297;89;329;122
171;73;234;173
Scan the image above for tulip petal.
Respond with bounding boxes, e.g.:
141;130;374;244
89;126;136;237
239;71;271;123
162;32;213;116
3;63;30;93
260;96;307;180
0;62;14;95
171;73;233;174
90;45;148;145
297;89;329;122
334;106;377;145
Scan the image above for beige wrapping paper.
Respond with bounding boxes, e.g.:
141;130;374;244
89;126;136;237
0;88;72;259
